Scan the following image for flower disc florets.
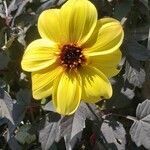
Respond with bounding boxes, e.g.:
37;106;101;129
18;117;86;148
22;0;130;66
59;44;86;70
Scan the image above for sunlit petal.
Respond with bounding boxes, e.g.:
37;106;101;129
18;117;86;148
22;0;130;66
87;49;122;78
21;39;58;72
85;18;124;55
60;0;97;45
32;65;63;99
38;9;62;43
53;71;81;115
79;66;112;103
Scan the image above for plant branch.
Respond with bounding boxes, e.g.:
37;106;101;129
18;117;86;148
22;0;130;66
86;103;110;149
86;103;103;123
105;113;137;121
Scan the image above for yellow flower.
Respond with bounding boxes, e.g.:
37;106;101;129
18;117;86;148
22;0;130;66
21;0;124;115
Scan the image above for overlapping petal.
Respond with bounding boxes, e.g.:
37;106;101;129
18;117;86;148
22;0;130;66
21;39;58;72
85;18;124;55
38;0;97;44
32;65;63;99
87;49;122;78
79;66;112;103
53;71;81;115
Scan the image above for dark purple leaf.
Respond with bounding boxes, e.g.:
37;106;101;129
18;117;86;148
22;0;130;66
130;100;150;149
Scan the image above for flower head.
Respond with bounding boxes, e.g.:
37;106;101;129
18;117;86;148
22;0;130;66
21;0;124;115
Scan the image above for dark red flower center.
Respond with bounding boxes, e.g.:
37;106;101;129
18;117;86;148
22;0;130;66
59;44;86;69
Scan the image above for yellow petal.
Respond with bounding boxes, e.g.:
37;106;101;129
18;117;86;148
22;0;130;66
21;39;58;72
38;9;62;43
87;49;122;78
32;65;63;99
81;20;101;48
82;17;118;48
53;71;81;115
79;66;112;103
60;0;97;45
85;18;124;55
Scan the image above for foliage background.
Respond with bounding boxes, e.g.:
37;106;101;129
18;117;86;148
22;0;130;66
0;0;150;149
